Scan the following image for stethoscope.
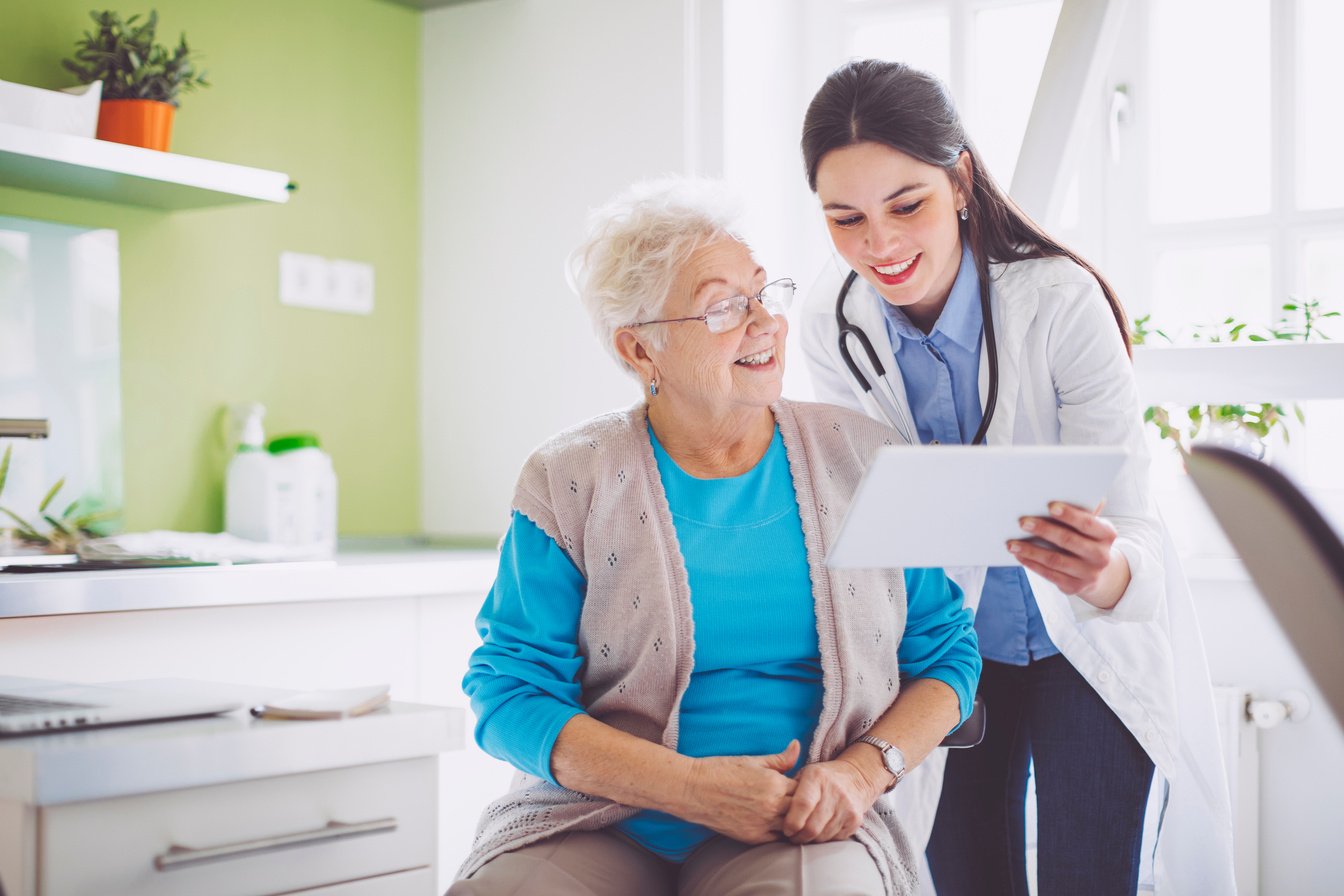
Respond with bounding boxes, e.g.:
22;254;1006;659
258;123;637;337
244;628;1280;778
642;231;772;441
835;266;1000;446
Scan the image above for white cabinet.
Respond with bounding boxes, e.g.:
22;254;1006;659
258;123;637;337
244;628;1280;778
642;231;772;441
40;759;436;896
0;551;509;894
290;868;436;894
0;702;459;896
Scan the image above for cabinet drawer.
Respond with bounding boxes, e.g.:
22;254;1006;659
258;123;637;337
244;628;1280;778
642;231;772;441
292;866;434;895
40;757;436;896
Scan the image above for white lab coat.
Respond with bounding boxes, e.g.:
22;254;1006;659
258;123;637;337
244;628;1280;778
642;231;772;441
799;255;1237;895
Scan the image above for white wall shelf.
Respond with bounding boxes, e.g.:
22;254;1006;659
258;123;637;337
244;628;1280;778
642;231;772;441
1133;342;1344;406
0;122;291;209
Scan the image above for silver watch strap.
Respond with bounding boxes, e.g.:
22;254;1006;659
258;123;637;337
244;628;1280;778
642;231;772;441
855;734;904;791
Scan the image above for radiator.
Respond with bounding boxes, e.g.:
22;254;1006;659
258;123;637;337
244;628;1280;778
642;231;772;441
1214;686;1260;896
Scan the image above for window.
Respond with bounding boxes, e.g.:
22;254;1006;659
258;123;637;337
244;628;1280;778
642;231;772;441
1104;0;1344;338
841;0;1062;186
1097;0;1344;530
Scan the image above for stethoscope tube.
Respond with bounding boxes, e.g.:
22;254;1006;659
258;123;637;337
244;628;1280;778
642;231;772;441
835;266;999;446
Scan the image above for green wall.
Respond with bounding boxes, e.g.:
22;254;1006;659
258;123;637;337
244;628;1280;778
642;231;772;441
0;0;422;535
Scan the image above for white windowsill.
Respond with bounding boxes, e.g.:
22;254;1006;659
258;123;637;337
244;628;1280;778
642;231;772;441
1133;342;1344;406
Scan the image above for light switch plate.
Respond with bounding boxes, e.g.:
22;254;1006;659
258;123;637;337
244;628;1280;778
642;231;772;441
279;251;374;315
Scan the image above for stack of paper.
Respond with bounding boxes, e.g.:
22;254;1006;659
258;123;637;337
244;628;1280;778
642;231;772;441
250;684;390;720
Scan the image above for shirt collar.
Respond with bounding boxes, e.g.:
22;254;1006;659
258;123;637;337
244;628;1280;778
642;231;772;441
876;244;982;351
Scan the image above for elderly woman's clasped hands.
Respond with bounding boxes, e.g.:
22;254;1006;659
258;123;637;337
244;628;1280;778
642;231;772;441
670;738;891;846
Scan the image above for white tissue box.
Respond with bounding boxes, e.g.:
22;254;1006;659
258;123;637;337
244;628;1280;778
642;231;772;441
0;78;102;138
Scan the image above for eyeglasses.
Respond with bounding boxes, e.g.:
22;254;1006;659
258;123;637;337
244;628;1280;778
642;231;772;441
630;278;796;335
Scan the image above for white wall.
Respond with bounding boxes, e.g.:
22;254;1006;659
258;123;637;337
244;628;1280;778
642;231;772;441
421;0;722;537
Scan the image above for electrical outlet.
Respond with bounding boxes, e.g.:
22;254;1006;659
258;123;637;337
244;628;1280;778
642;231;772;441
330;259;375;314
279;251;375;315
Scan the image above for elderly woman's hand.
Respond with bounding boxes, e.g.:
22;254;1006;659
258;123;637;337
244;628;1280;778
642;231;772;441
675;740;801;844
781;754;885;844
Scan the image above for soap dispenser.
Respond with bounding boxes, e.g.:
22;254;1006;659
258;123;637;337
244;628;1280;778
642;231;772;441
224;403;275;542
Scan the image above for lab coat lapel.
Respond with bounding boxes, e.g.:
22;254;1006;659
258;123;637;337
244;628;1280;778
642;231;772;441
982;262;1036;446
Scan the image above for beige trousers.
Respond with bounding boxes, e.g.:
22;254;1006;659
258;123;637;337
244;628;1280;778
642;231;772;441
447;830;888;896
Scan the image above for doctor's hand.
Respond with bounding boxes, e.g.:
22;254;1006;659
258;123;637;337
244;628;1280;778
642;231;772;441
780;754;883;844
1007;501;1132;609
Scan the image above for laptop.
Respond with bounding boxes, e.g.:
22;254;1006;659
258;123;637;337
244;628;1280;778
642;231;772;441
0;676;242;736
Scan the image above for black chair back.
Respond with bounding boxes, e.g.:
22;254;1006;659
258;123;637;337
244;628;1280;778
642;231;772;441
1186;444;1344;725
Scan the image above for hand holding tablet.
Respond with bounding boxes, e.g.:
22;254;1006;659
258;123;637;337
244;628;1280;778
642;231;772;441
826;446;1127;569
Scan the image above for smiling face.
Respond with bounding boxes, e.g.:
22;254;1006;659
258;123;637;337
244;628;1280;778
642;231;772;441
815;141;971;329
619;236;787;427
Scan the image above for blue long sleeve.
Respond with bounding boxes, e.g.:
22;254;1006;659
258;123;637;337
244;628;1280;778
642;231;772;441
466;518;982;779
462;511;587;784
898;567;981;727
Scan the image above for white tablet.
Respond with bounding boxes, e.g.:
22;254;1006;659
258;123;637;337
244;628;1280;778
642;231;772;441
826;446;1127;569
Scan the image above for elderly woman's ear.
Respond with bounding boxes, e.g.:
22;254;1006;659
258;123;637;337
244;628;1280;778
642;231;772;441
615;329;657;386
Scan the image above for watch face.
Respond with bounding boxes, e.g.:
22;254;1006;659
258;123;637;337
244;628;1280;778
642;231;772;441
884;746;906;778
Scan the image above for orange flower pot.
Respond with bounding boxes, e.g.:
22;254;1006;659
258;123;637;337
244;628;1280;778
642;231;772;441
96;99;175;151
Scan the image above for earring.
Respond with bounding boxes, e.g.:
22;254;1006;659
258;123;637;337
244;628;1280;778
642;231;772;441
649;378;658;397
959;206;969;221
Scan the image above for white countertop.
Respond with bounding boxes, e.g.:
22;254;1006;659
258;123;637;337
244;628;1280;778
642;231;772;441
0;691;463;805
0;547;499;619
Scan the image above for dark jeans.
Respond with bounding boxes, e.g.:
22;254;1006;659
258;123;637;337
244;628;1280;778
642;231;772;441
926;654;1155;896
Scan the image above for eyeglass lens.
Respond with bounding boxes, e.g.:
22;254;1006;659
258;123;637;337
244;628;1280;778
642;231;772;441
704;279;795;333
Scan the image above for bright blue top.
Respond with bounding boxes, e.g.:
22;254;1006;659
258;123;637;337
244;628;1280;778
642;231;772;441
877;244;1059;665
463;424;980;861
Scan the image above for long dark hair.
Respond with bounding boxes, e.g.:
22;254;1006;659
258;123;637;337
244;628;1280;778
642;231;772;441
802;59;1131;356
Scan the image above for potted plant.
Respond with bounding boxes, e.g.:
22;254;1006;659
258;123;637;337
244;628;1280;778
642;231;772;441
61;9;209;152
0;445;119;555
1134;298;1339;459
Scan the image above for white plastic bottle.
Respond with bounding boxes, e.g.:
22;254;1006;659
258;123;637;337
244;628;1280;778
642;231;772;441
266;433;338;555
224;404;279;542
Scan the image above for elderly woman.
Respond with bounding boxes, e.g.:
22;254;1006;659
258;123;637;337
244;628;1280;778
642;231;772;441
450;178;980;896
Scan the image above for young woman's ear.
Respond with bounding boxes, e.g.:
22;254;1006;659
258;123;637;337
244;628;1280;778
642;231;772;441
953;150;975;211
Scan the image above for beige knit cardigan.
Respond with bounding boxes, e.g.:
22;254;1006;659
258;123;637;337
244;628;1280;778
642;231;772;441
458;399;920;895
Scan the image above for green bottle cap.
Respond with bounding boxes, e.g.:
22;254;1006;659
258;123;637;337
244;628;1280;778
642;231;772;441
267;433;321;454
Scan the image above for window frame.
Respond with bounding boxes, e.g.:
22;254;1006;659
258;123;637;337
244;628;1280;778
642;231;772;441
1100;0;1344;329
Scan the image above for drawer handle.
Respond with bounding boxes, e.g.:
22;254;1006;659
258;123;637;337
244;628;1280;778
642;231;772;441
154;817;398;870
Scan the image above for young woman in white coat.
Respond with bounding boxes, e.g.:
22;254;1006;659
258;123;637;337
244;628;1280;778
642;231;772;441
798;59;1236;895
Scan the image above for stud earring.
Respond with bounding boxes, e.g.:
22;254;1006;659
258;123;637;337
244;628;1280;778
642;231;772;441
649;378;658;397
959;206;969;221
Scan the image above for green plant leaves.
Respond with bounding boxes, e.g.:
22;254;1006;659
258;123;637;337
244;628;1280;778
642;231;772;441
61;9;209;107
1133;300;1339;453
1;507;47;545
0;451;121;551
37;477;65;514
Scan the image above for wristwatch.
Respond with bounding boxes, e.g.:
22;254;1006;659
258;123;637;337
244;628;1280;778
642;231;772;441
855;734;907;792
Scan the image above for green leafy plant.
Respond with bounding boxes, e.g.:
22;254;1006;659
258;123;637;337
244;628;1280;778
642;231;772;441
1136;299;1337;457
1266;297;1340;343
62;9;209;107
0;445;119;553
1130;313;1169;347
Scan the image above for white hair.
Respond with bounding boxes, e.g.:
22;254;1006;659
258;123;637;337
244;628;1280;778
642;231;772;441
567;176;746;377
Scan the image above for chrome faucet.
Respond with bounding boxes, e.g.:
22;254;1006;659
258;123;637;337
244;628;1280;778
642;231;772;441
0;419;50;439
